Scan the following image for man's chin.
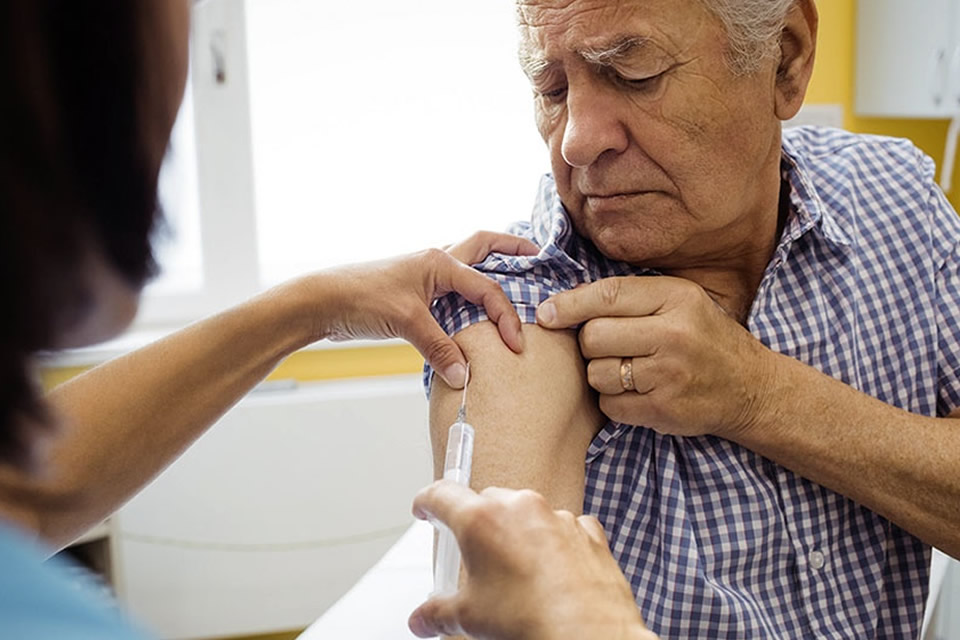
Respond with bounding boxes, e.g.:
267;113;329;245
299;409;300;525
580;223;675;268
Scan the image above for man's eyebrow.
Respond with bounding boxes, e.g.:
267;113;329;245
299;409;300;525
579;35;650;66
518;35;652;81
518;46;554;81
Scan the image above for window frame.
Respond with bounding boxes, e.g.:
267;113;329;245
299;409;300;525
135;0;260;328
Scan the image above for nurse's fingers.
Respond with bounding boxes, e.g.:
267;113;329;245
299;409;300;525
437;232;537;357
435;253;526;355
576;514;608;546
402;300;471;389
445;231;539;266
408;594;467;638
412;480;481;532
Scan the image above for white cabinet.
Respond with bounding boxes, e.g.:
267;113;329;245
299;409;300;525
950;2;960;109
856;0;960;117
112;376;432;640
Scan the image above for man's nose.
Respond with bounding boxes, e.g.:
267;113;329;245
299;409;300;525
560;86;629;168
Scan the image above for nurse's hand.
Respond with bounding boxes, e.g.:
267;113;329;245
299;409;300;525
311;232;538;388
408;481;657;640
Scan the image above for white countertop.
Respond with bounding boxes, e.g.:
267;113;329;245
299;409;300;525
299;519;436;640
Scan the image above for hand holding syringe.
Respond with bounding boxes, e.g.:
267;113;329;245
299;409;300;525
433;363;475;595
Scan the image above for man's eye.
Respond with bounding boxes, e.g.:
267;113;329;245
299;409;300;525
537;86;568;101
618;70;666;90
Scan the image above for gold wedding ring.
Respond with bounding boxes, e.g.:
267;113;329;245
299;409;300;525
619;357;635;392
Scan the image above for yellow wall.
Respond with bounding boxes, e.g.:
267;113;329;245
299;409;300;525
810;0;960;209
40;343;424;390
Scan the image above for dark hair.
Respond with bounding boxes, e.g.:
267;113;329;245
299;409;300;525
0;1;165;469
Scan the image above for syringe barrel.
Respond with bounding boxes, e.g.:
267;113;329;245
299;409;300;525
433;421;475;595
442;421;475;482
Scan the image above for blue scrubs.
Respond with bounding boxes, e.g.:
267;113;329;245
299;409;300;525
0;521;151;639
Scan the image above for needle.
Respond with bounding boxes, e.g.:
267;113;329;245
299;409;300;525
456;362;470;423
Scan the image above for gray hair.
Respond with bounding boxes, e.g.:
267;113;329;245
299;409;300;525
516;0;797;77
699;0;797;74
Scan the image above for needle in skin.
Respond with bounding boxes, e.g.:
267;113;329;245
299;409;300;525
456;362;471;423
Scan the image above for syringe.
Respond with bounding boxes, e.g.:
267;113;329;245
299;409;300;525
433;363;475;596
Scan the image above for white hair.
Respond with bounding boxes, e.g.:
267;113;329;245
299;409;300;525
699;0;797;74
515;0;797;76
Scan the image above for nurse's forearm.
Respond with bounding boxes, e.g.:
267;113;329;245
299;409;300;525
1;276;325;550
0;237;530;550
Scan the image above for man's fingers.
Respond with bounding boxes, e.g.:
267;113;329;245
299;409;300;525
409;594;467;638
587;358;628;395
412;480;482;534
446;231;539;265
599;392;659;427
578;316;664;359
587;357;657;395
537;276;680;329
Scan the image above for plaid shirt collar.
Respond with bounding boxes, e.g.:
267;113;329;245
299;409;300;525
782;133;854;248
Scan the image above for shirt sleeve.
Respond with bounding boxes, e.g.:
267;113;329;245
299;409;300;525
936;239;960;416
422;222;592;397
924;151;960;416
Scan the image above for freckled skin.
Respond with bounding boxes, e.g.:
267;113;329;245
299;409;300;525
516;0;785;282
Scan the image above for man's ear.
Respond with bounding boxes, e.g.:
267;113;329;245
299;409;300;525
774;0;818;121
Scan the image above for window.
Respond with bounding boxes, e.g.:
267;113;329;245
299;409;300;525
151;78;204;297
137;0;548;326
245;0;548;284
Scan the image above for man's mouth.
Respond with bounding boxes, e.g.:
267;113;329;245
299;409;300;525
583;190;657;199
581;191;664;215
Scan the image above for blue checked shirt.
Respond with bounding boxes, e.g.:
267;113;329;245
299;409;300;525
425;127;960;639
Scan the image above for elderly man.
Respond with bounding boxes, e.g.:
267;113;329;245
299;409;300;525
422;0;960;637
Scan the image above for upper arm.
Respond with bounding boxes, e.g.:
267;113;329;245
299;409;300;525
429;320;604;514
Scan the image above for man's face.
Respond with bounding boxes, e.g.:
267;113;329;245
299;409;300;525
517;0;784;269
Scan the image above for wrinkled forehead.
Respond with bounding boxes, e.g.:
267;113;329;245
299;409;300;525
516;0;717;74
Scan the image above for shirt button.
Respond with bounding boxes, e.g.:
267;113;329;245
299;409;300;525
809;550;826;570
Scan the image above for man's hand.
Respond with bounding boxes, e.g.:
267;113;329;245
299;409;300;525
307;231;538;388
535;275;776;438
408;481;654;640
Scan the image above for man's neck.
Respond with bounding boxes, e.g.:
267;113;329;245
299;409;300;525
667;267;765;323
663;178;791;324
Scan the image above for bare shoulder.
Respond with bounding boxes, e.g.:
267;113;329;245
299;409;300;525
429;321;603;512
